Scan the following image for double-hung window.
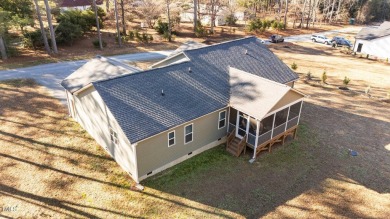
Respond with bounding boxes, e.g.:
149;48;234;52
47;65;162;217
168;131;175;147
109;127;118;145
218;110;226;129
184;124;193;144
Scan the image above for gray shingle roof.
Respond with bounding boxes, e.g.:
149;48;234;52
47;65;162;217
356;22;390;40
61;56;141;93
93;37;299;143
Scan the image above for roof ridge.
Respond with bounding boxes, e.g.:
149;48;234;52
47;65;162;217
182;36;257;54
92;60;191;85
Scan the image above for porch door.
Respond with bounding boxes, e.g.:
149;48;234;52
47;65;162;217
236;112;248;139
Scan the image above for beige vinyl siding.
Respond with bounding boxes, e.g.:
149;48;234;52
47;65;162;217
269;91;303;112
286;81;295;88
72;86;138;178
136;108;228;177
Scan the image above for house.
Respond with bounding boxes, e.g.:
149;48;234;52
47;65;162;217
353;21;390;59
60;0;103;11
61;37;305;183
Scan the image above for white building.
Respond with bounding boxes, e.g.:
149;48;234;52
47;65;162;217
353;22;390;59
60;0;103;11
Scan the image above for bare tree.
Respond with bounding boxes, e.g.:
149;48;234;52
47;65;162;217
113;0;122;47
93;0;103;50
166;0;172;41
120;0;126;35
33;0;51;54
284;0;288;29
138;0;163;28
194;0;197;32
43;0;58;54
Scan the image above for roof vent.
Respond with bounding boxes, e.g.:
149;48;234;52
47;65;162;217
188;67;192;73
245;49;248;55
161;89;165;96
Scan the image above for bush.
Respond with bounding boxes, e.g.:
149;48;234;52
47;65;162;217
142;32;148;43
291;62;298;70
128;31;134;40
149;35;153;41
56;20;83;45
248;18;262;32
306;71;312;80
272;21;278;29
135;31;142;41
343;76;351;86
225;14;238;26
22;29;45;49
195;21;207;37
277;22;285;30
92;39;107;48
322;71;328;84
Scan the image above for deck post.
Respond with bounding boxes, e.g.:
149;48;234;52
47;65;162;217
253;120;260;159
245;116;250;142
270;114;276;138
284;106;291;131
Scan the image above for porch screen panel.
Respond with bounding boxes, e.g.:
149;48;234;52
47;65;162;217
273;108;289;137
259;115;273;135
288;102;301;120
257;131;272;146
287;117;299;129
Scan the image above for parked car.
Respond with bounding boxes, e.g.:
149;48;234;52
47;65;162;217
331;36;352;48
311;35;331;45
270;35;284;43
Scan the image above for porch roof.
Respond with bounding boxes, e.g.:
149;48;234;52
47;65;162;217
229;67;304;120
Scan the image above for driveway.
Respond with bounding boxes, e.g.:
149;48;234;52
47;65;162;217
0;51;172;103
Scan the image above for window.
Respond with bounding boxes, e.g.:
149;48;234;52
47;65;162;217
357;43;363;52
168;131;175;147
184;124;193;144
218;110;226;129
109;127;118;145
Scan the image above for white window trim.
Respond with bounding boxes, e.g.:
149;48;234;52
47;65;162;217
218;110;227;129
184;123;194;144
109;127;119;146
168;130;175;147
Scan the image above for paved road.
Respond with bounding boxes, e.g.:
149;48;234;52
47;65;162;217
0;51;172;103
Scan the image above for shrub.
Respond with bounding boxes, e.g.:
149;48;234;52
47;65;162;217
272;21;278;29
22;29;45;50
128;31;134;40
149;35;153;41
343;76;351;86
291;62;298;70
92;39;107;48
225;14;238;26
322;71;328;84
277;22;285;30
142;32;148;43
135;31;142;41
194;21;207;37
248;19;262;32
56;20;83;45
306;71;312;80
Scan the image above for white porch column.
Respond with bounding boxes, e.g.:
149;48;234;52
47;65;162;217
297;101;304;124
284;106;291;131
253;120;260;159
245;116;250;141
270;114;276;138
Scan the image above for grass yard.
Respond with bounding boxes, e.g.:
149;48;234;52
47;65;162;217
1;37;390;219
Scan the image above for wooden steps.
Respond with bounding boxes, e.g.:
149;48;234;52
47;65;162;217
226;135;246;157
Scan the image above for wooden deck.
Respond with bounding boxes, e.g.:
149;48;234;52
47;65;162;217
255;125;298;157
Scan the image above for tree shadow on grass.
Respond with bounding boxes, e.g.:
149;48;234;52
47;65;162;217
144;102;390;218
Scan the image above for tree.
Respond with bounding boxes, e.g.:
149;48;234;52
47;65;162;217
93;0;103;50
166;0;172;41
113;0;122;46
32;0;51;54
0;8;10;59
137;0;163;28
43;0;58;54
119;0;126;34
193;0;197;32
284;0;288;29
0;0;34;31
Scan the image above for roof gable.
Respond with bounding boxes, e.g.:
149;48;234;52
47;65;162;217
356;22;390;40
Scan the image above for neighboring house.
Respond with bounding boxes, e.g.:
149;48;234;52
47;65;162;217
353;21;390;59
60;0;103;11
61;37;305;183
